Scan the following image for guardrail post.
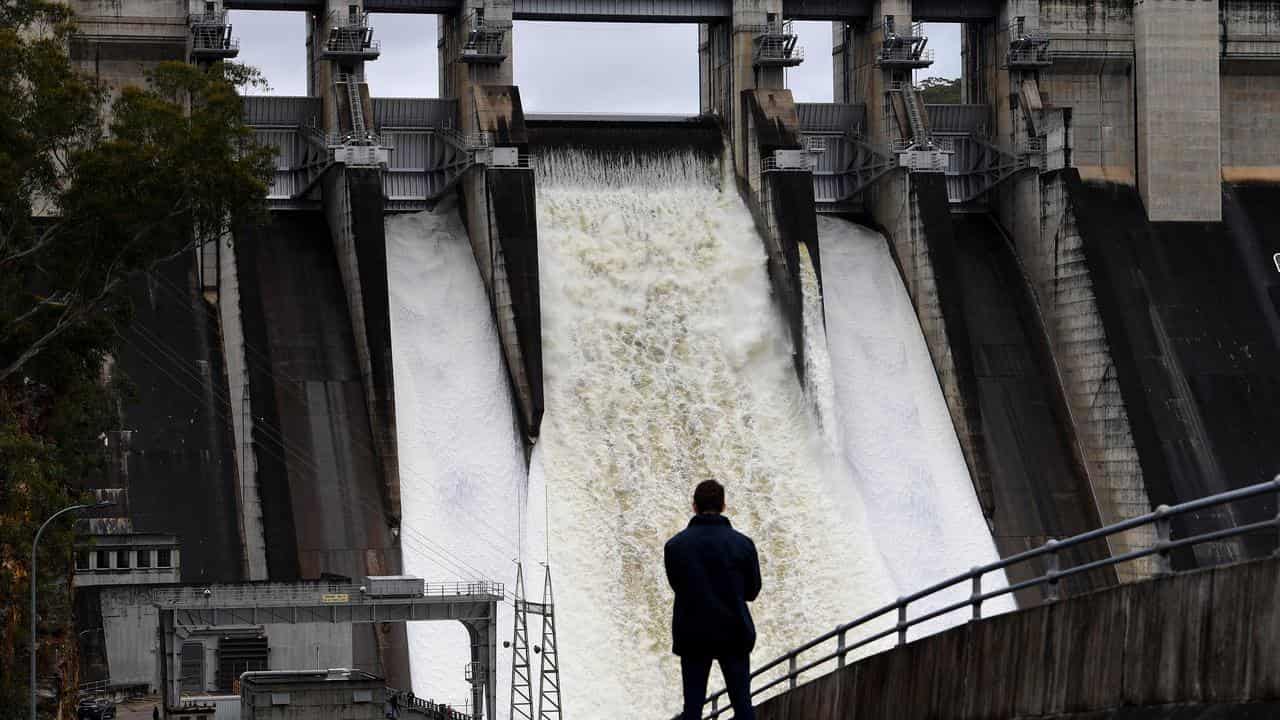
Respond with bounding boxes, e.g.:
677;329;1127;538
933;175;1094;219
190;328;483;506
1154;504;1173;576
788;655;798;689
837;628;847;668
1044;539;1061;602
970;569;983;620
896;600;908;645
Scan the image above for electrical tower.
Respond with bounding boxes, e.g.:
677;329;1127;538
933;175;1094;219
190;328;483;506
535;565;563;720
508;562;564;720
508;563;535;720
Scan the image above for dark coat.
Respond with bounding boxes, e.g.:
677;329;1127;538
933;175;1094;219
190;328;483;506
664;514;762;658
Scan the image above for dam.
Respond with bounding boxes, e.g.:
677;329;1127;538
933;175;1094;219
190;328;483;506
63;0;1280;718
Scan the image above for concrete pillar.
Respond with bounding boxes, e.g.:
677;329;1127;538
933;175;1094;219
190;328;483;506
1134;0;1222;222
854;0;913;148
703;0;811;180
438;0;514;133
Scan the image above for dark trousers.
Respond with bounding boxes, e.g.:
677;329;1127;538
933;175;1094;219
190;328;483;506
680;654;755;720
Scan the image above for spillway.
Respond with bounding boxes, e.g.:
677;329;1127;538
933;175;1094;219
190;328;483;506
815;216;1011;628
387;152;1011;716
533;147;898;716
386;206;528;711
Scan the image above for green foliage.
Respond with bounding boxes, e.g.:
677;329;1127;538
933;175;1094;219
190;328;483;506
916;76;962;104
0;0;273;713
1;9;273;383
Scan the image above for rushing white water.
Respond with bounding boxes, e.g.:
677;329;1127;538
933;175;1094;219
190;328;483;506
386;206;529;713
387;160;1008;717
534;148;898;716
816;215;1012;628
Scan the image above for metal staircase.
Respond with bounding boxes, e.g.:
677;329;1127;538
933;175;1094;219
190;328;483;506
893;82;931;148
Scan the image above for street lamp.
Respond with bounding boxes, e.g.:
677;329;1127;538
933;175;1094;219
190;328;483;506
30;500;114;720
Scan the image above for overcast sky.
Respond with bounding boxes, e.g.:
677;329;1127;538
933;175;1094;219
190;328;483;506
229;12;961;111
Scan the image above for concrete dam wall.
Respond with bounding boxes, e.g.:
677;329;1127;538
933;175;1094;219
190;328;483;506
1067;173;1280;566
111;255;245;585
234;211;409;685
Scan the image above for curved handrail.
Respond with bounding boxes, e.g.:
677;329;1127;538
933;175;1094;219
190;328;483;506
689;476;1280;718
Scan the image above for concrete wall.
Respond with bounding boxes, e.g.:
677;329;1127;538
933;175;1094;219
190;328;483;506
753;556;1280;719
1067;174;1280;565
1221;73;1280;181
107;256;245;584
101;588;163;688
1020;172;1155;581
99;588;352;693
232;212;408;685
1133;0;1221;221
262;624;353;672
66;0;188;99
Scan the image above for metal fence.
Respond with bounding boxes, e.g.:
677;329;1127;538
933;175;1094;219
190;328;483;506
690;476;1280;719
391;688;473;720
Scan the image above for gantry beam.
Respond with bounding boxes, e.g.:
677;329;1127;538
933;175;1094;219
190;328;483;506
226;0;997;20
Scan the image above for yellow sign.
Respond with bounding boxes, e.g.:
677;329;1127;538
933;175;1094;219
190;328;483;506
321;593;350;603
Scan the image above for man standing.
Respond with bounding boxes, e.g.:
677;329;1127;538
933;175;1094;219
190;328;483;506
665;480;762;720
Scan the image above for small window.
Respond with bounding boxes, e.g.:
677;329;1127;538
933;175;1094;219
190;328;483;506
157;549;172;568
76;552;90;571
96;550;110;570
116;550;130;569
270;693;290;705
137;550;152;569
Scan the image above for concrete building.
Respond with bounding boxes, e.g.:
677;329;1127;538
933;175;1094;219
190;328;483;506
239;669;386;720
75;534;181;589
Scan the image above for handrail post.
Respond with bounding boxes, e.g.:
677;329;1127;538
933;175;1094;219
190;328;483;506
970;568;983;620
788;655;798;689
837;627;847;668
896;600;908;645
1273;475;1280;558
1044;539;1061;602
1154;504;1173;576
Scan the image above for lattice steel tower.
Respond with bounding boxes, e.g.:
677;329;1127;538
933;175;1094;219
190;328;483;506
508;564;535;720
535;565;563;720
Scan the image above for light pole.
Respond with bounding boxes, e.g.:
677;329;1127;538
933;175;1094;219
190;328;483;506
30;500;114;720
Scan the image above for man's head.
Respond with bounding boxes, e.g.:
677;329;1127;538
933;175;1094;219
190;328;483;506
693;479;725;515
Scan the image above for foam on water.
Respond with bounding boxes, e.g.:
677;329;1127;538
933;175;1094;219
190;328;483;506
386;207;529;712
533;148;898;716
816;215;1012;629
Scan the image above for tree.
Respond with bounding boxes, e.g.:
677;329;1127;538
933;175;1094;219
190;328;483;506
916;76;962;104
0;0;272;714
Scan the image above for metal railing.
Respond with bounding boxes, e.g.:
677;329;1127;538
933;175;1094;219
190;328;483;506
325;131;383;148
753;36;803;64
691;476;1280;719
877;46;934;65
390;688;472;720
191;29;238;53
325;32;381;56
762;153;815;173
190;10;228;26
436;127;493;151
1006;45;1051;66
150;580;505;608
